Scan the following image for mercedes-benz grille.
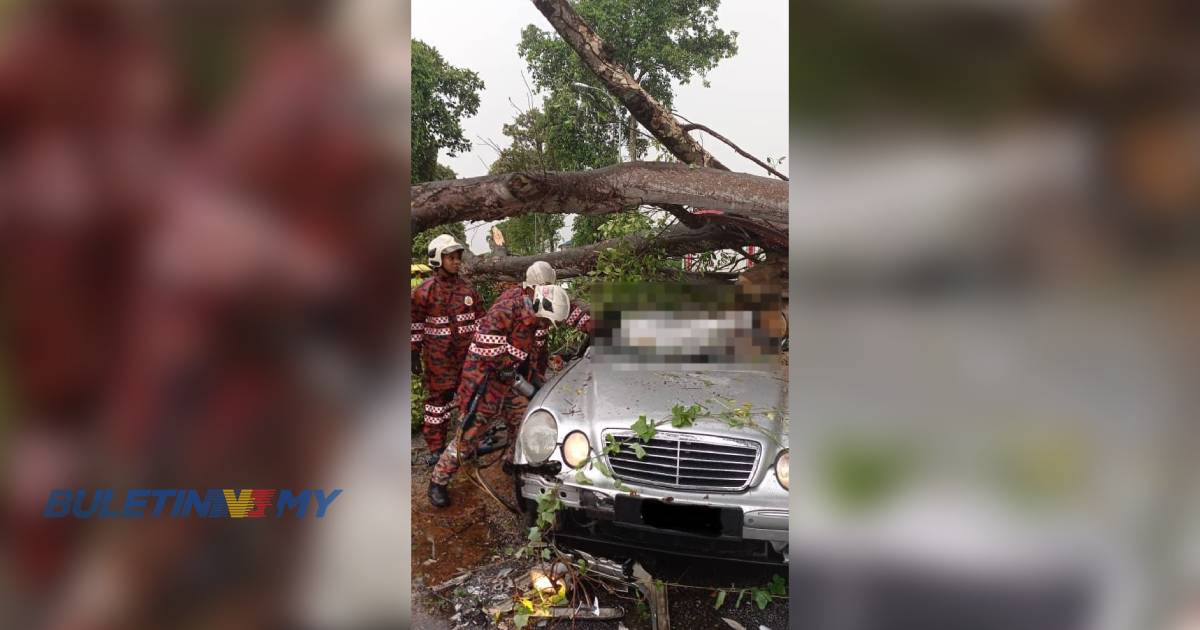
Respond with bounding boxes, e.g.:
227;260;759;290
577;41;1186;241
604;430;760;492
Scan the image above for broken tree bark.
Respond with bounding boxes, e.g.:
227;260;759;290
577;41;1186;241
412;162;787;234
530;0;727;170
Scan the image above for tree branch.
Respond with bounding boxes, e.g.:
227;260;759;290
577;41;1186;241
680;122;789;181
412;161;787;234
464;223;752;281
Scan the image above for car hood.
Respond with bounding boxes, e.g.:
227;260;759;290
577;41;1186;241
537;357;788;449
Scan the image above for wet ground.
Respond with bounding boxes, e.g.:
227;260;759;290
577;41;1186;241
410;435;788;630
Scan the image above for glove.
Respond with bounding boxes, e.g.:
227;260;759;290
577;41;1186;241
411;350;422;376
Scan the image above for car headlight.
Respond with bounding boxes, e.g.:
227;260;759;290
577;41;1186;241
519;410;558;463
775;450;790;490
561;431;590;469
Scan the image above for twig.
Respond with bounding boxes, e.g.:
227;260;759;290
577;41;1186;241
432;571;473;594
679;122;788;181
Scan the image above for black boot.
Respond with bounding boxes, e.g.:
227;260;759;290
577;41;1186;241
423;447;445;467
428;481;450;508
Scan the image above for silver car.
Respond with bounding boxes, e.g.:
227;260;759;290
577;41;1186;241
511;311;789;564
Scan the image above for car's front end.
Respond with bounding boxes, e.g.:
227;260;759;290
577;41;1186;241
513;350;789;564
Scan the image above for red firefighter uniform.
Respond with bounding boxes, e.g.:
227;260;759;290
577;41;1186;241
411;272;484;451
430;286;546;485
430;286;596;485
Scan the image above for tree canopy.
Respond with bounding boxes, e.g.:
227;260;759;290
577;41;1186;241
411;40;480;260
518;0;738;111
411;39;483;184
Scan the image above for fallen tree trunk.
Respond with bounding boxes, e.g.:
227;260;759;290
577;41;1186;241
465;223;749;280
412;162;787;234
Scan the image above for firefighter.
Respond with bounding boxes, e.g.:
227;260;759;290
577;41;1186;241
524;261;592;331
521;261;593;374
428;283;571;507
412;234;485;465
468;260;595;455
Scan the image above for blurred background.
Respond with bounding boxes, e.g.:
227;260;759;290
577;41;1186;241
0;1;410;628
790;1;1200;629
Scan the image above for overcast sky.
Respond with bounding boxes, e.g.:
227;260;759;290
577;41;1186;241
412;0;789;251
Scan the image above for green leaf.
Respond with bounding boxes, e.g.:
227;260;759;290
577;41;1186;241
753;589;772;610
631;415;657;442
594;458;613;478
670;403;703;428
714;590;727;609
734;589;746;608
528;527;542;543
604;434;622;455
541;547;551;560
769;574;786;596
632;442;647;459
574;470;592;485
514;612;529;629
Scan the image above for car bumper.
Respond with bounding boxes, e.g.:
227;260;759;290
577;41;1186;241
518;470;789;560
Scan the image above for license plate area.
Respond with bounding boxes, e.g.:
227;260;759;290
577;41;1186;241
614;496;743;538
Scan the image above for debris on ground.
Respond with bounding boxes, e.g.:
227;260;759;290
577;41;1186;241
410;434;786;629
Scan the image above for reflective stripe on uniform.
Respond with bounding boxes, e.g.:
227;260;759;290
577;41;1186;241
424;403;449;425
535;329;548;338
411;334;423;343
578;314;590;328
425;327;451;336
566;307;582;326
507;344;528;361
426;316;450;325
474;333;506;345
412;322;425;330
455;313;476;322
469;343;505;357
457;324;477;334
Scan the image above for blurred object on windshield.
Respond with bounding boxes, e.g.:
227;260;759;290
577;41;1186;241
590;281;784;366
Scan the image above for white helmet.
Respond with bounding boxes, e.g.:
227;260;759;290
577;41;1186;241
530;284;570;323
427;233;464;268
523;261;556;288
